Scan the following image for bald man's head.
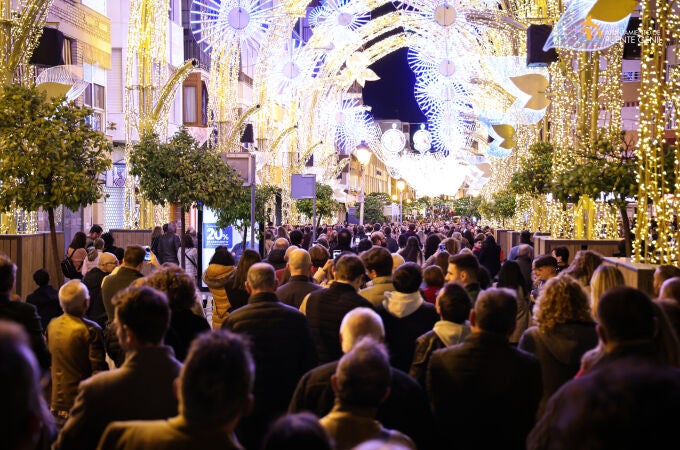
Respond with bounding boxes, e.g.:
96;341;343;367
339;307;385;354
98;252;119;273
273;238;290;250
288;249;311;275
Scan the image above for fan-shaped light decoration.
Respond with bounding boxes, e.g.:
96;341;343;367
543;0;637;52
308;0;369;50
330;98;378;154
340;51;379;87
412;124;432;152
267;38;319;100
191;0;283;52
35;65;89;102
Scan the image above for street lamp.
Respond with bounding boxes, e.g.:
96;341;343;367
396;179;406;224
355;141;372;225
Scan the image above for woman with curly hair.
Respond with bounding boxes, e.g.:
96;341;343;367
137;264;210;361
561;249;604;296
518;274;598;414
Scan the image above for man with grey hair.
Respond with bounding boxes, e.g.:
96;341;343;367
290;308;434;449
223;262;316;450
47;280;108;427
320;338;416;449
98;330;254;450
276;248;323;308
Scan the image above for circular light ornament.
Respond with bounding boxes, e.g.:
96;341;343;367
381;123;406;154
228;6;250;30
434;4;457;27
438;59;456;77
412;124;432;152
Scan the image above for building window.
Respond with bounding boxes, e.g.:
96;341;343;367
63;38;73;65
183;86;197;123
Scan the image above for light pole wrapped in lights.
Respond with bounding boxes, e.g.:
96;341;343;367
396;179;406;225
355;141;372;226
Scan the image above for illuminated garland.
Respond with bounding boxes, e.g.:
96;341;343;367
634;0;680;263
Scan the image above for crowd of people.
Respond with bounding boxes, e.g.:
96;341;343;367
2;218;680;449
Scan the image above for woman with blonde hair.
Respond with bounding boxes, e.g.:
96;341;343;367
518;275;598;413
589;265;625;320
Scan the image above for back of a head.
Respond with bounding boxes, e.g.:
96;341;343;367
518;244;533;259
123;245;146;267
262;412;332;450
0;321;52;449
335;337;391;408
32;268;50;287
0;254;16;293
340;307;385;353
309;245;330;268
288;249;312;273
273;238;290;250
361;246;393;277
334;254;365;282
209;247;236;266
474;288;517;336
353;440;413;450
437;283;471;323
660;277;680;302
553;246;570;263
167;222;177;233
101;232;114;247
141;265;198;311
520;230;531;244
598;286;655;344
392;262;422;293
89;224;103;235
112;285;170;344
590;265;625;318
357;239;373;253
289;229;303;246
423;265;445;288
58;280;89;315
536;275;592;331
181;329;254;428
247;262;277;291
337;228;352;246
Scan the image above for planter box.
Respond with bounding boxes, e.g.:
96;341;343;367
602;257;657;297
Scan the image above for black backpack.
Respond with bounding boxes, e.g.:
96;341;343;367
61;249;82;279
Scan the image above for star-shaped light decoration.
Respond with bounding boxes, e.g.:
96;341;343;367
340;51;379;87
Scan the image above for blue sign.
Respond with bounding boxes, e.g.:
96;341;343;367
203;223;232;249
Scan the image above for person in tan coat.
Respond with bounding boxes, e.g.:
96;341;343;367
202;247;236;328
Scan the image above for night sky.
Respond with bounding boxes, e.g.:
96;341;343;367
362;47;427;124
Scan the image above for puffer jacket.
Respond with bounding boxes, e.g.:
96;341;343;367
202;263;235;328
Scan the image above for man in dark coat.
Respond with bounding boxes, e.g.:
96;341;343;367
301;254;373;363
26;268;62;331
0;254;50;372
223;263;316;450
82;252;118;329
54;286;182;450
428;287;542;450
289;307;435;450
156;222;181;265
276;249;323;308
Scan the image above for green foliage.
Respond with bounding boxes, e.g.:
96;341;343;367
492;190;517;220
364;192;390;223
509;142;554;196
295;182;340;225
452;196;482;218
130;127;245;212
551;138;638;206
0;84;112;213
214;184;278;230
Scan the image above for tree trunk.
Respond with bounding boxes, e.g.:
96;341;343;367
619;204;632;258
49;208;64;286
180;205;186;270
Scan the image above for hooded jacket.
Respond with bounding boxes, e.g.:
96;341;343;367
409;320;471;386
518;321;598;413
377;291;438;372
